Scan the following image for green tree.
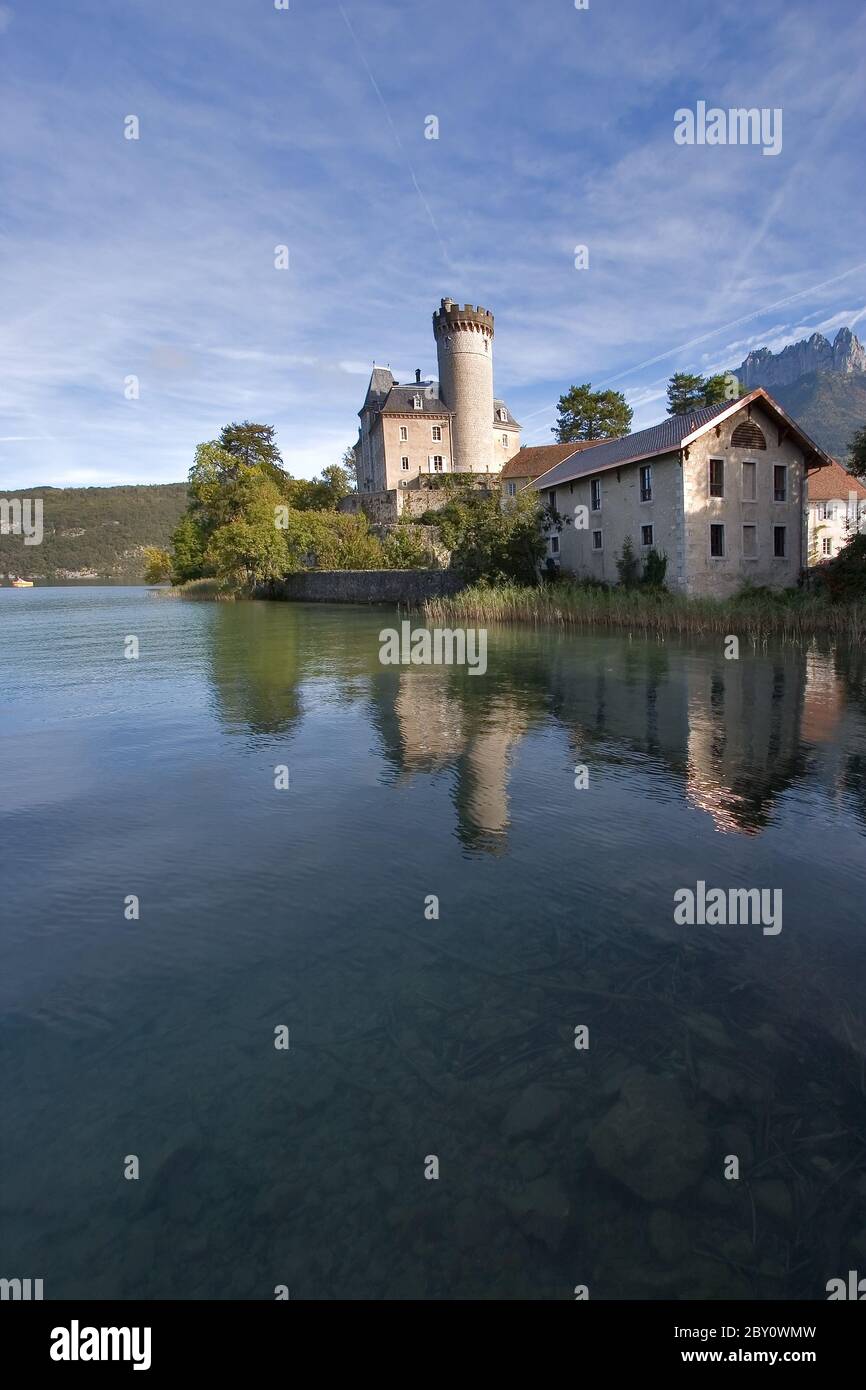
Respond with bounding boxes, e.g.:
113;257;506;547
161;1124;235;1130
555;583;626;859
553;384;632;442
703;372;733;406
666;373;706;414
170;512;209;582
143;547;172;584
422;490;545;585
217;421;287;489
286;464;352;512
382;523;435;570
615;536;640;587
203;471;289;586
641;547;668;589
849;425;866;481
667;371;738;414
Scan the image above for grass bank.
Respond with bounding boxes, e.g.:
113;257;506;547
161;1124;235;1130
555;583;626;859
423;582;866;641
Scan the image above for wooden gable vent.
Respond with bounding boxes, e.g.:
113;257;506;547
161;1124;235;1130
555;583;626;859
731;420;767;450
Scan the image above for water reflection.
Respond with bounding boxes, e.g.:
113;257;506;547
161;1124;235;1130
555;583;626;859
205;606;866;846
9;592;864;1301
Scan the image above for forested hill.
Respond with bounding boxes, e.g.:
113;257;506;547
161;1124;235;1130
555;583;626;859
0;483;188;581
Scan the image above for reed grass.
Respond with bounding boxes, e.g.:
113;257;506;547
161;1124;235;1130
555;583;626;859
154;577;239;601
423;582;866;642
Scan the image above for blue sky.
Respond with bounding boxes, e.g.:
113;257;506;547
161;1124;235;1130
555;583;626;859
1;0;864;489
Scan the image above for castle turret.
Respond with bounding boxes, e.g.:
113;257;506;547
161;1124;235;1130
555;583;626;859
433;299;495;473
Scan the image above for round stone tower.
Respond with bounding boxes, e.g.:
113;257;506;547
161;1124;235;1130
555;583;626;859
433;298;495;473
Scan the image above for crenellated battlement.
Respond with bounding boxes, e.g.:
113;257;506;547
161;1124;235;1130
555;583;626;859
433;298;494;337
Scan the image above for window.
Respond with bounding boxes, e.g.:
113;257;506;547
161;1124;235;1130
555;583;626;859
412;395;423;410
501;434;509;447
401;457;409;470
742;460;756;501
498;407;508;422
550;535;560;554
709;458;724;497
773;465;787;502
774;525;786;558
731;420;766;450
640;465;653;502
822;537;832;556
592;529;603;551
548;490;557;512
590;478;602;511
399;426;408;442
742;524;757;558
506;481;517;498
432;425;442;442
432;456;444;472
641;524;654;547
819;502;834;520
710;523;725;557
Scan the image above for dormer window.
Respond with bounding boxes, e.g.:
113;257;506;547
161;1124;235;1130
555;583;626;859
498;407;508;422
412;395;423;410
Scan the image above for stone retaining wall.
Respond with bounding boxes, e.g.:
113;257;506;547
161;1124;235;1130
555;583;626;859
257;570;464;605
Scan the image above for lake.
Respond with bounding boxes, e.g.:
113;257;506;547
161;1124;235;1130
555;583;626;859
1;585;865;1299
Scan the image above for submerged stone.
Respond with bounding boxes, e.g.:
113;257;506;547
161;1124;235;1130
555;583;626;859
588;1069;709;1202
502;1175;571;1252
501;1083;563;1140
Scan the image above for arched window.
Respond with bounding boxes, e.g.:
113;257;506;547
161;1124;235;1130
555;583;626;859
731;420;766;450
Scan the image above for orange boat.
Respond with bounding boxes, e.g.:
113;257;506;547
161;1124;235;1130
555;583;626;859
11;578;34;587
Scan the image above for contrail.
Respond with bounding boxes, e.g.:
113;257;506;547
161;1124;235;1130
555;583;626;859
518;258;866;431
338;4;451;270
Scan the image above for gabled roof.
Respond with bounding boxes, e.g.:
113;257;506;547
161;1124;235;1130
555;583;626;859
808;459;866;502
529;389;835;491
501;440;605;481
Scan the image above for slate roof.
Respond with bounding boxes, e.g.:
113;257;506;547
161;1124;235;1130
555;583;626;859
494;400;521;429
380;383;452;415
530;402;734;490
501;441;604;481
361;367;395;412
530;390;833;491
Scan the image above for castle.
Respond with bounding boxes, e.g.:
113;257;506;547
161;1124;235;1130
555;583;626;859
351;298;521;517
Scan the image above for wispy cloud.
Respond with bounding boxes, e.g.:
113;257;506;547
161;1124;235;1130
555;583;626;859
0;0;863;485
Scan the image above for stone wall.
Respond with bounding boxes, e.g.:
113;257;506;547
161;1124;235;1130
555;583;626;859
682;402;806;597
257;569;464;605
550;451;687;591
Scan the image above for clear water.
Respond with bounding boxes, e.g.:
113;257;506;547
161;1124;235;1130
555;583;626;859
1;586;865;1299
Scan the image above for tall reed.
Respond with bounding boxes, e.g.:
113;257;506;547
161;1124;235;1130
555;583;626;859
423;582;866;642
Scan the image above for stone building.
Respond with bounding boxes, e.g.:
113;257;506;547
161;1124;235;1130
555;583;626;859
352;299;520;517
806;458;866;562
529;389;834;598
500;441;604;500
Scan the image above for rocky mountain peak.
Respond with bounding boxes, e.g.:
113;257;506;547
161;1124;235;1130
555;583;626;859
733;327;866;391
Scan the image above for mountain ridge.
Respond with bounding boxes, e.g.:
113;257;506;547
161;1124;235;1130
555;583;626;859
0;482;187;581
727;327;866;458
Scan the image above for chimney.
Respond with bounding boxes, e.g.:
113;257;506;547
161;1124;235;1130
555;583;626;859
415;368;422;384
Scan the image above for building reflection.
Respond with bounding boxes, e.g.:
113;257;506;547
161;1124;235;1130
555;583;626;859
375;671;533;852
203;601;866;850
